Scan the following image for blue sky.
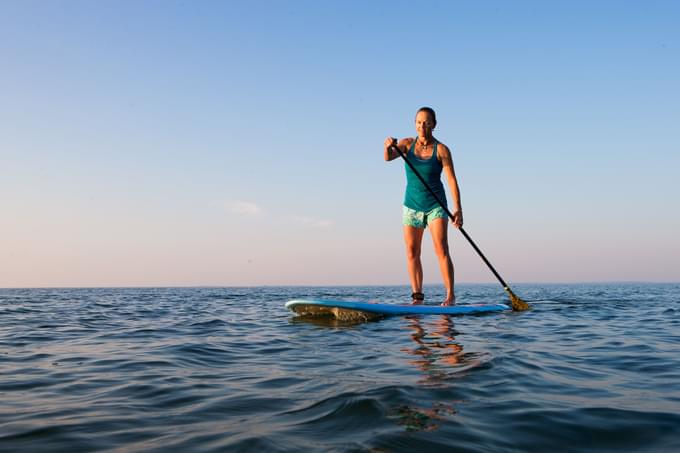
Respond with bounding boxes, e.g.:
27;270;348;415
1;1;679;287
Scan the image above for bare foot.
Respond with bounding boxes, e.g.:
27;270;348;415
411;292;424;305
440;295;456;306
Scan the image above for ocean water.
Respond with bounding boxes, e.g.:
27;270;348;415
1;284;679;452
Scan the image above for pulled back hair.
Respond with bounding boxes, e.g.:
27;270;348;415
416;106;437;126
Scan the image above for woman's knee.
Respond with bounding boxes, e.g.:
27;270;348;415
405;245;421;261
433;242;450;259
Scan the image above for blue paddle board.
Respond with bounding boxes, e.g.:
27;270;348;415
286;299;510;320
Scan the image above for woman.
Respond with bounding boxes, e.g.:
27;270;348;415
384;107;463;305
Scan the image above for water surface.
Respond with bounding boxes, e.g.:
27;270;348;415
1;284;679;451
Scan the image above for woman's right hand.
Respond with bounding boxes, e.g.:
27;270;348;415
384;137;397;151
383;137;398;161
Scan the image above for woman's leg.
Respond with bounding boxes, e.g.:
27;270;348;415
403;225;425;303
428;217;455;305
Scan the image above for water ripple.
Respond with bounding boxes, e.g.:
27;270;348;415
0;284;679;451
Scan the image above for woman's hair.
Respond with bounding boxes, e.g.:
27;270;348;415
416;106;437;125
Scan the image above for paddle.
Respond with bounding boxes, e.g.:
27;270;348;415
389;143;530;311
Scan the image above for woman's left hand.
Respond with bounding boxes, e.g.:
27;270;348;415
451;211;463;228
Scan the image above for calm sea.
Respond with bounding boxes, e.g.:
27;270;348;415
1;284;679;452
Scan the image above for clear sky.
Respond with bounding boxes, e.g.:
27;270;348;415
1;1;679;287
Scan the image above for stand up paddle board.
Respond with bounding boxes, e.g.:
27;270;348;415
286;299;510;321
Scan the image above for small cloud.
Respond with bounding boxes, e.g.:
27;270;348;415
226;201;262;216
289;215;334;228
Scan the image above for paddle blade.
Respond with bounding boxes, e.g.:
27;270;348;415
506;288;530;311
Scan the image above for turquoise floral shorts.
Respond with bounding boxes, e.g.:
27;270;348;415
402;205;447;229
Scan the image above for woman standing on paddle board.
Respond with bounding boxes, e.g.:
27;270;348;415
384;107;463;305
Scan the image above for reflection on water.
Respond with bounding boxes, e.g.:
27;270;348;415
289;310;492;386
403;315;491;385
389;401;457;432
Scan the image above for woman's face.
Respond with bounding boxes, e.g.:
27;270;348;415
415;111;435;138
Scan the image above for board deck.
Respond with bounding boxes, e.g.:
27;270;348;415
286;299;510;320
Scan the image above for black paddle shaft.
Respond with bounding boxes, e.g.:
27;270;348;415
389;143;511;289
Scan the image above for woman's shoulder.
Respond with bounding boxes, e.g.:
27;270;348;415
436;139;451;150
435;140;452;160
399;137;416;147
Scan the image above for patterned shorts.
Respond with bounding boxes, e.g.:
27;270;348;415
402;205;447;229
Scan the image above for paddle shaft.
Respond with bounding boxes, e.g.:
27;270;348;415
389;144;511;290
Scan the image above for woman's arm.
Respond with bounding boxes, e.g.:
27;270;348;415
439;143;463;227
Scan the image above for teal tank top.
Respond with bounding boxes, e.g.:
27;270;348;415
403;139;447;211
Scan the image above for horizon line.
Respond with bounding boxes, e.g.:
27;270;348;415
1;281;678;290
